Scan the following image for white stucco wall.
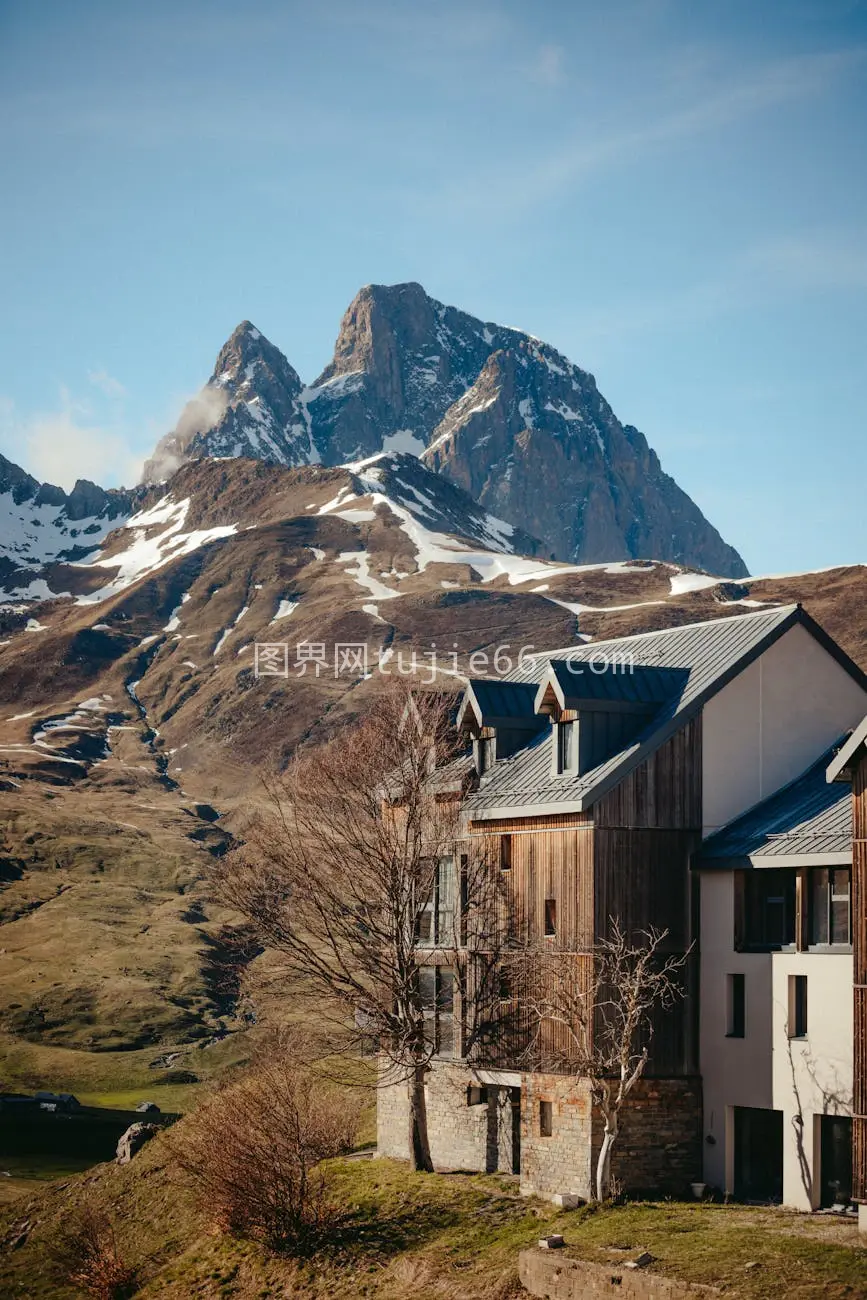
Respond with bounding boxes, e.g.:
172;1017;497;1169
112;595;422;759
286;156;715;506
699;873;853;1209
772;950;853;1209
700;873;774;1191
702;622;867;837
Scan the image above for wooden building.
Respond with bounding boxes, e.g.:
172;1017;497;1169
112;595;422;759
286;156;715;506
376;605;867;1206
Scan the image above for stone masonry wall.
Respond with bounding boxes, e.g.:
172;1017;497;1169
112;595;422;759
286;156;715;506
377;1058;489;1171
594;1076;703;1197
520;1073;594;1201
378;1060;702;1199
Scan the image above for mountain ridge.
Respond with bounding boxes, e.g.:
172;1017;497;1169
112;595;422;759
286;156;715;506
142;282;748;576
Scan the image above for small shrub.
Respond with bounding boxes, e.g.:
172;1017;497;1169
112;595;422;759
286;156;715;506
47;1206;136;1300
173;1058;362;1250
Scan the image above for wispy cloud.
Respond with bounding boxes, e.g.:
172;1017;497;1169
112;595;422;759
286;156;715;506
0;389;141;490
88;368;127;398
428;45;867;217
567;227;867;349
745;234;867;292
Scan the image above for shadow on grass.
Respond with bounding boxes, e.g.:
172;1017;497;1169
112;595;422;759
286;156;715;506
275;1196;466;1264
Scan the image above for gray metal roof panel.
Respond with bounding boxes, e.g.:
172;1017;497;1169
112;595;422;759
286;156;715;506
465;605;806;818
695;744;852;866
468;679;541;724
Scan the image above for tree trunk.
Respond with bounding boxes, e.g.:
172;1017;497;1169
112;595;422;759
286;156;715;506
595;1112;618;1201
408;1062;434;1172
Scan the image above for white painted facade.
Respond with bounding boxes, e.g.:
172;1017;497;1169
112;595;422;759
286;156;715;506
699;622;865;1209
700;872;853;1209
702;622;867;837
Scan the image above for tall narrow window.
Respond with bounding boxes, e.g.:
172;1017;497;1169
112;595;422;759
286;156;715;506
557;721;575;774
539;1099;553;1137
500;834;512;871
726;973;745;1038
810;868;851;946
436;856;456;945
788;975;808;1039
419;965;456;1057
544;898;557;937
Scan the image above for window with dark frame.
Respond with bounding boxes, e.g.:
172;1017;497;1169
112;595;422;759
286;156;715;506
544;898;557;937
557;721;575;774
742;869;796;949
788;974;808;1039
419;964;457;1057
500;834;512;871
417;856;457;947
539;1099;553;1137
726;973;745;1038
809;868;851;946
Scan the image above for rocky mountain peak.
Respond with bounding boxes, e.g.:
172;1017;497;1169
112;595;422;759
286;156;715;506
139;282;747;576
142;322;311;484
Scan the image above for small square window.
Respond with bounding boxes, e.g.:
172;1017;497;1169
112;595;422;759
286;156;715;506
544;898;557;937
726;973;745;1038
539;1099;553;1137
788;974;808;1039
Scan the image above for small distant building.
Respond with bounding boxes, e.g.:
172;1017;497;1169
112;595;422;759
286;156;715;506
34;1091;81;1112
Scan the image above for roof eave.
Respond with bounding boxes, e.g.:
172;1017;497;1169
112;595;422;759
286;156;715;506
826;714;867;784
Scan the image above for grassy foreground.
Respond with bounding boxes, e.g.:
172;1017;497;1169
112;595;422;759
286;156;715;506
1;1128;866;1300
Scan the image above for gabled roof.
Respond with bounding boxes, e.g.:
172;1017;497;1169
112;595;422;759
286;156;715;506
464;604;867;820
456;679;544;731
694;744;852;869
535;659;688;715
826;714;867;784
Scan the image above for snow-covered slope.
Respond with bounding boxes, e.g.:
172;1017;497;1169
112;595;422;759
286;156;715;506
0;453;139;599
140;282;747;577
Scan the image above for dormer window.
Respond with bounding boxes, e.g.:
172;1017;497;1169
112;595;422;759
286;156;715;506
556;720;576;775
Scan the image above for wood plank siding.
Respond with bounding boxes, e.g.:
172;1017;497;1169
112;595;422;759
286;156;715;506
595;716;702;830
465;716;702;1077
853;752;867;1204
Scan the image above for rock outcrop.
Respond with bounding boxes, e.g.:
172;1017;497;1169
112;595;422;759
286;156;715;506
142;283;747;576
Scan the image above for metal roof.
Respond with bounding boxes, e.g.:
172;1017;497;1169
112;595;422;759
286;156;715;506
826;714;867;784
538;659;689;713
457;679;543;731
694;744;852;868
464;604;867;820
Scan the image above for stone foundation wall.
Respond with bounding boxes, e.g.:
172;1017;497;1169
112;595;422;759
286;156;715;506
377;1059;702;1199
376;1058;489;1171
595;1077;703;1197
520;1073;594;1201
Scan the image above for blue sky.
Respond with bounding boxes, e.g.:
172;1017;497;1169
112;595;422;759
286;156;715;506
0;0;865;575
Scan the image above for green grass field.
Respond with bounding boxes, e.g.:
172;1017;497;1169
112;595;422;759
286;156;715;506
1;1131;865;1300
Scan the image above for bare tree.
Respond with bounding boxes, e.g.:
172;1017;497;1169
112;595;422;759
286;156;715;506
519;921;689;1201
214;684;503;1174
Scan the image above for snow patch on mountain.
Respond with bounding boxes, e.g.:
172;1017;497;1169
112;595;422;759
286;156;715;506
75;497;237;605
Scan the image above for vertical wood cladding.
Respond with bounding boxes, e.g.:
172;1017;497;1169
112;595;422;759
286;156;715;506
466;718;702;1078
594;716;702;1077
594;715;702;830
853;753;867;1203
